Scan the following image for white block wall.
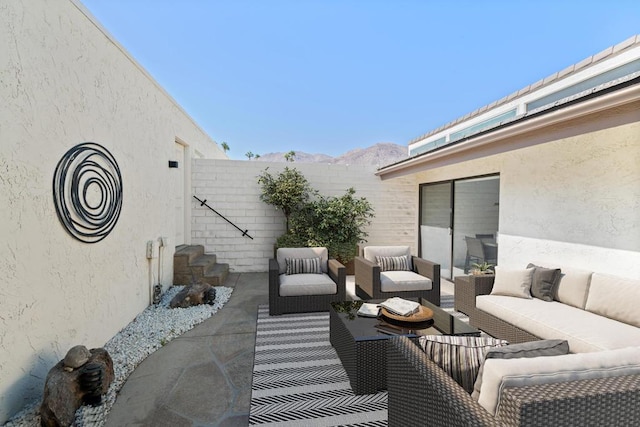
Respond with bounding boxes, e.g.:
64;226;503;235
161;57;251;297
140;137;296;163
0;0;226;421
192;160;417;272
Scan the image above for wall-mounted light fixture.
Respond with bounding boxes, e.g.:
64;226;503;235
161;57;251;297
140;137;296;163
168;160;179;168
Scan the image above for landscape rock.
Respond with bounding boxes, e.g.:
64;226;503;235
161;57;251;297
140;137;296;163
40;348;114;427
169;283;216;308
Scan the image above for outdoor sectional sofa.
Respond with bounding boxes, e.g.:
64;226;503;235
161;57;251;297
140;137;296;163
385;264;640;426
465;264;640;352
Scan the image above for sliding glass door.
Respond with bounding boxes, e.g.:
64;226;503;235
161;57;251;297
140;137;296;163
420;175;500;280
420;182;453;279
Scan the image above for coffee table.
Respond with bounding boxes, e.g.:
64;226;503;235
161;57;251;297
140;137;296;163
329;298;480;394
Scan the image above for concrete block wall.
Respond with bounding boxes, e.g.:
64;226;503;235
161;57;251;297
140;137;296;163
192;159;417;272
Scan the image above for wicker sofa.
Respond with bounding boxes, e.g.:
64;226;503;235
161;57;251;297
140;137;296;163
387;336;640;426
460;266;640;352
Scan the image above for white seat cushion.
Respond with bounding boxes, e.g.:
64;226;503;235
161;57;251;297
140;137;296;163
477;346;640;416
380;271;432;292
476;295;640;353
278;273;337;297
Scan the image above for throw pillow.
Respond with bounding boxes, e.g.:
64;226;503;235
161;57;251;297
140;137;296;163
471;339;569;400
418;335;508;394
527;263;561;302
490;266;534;299
285;257;322;275
375;255;410;272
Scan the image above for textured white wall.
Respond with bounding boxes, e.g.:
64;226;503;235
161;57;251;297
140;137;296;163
412;112;640;279
191;160;417;272
0;0;226;421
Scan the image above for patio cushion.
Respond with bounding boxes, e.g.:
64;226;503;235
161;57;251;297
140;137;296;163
477;345;640;416
277;247;328;274
476;295;640;353
419;335;508;394
527;263;561;302
375;255;410;272
278;273;337;296
585;273;640;327
471;339;570;400
285;257;322;275
554;267;592;308
490;266;534;299
380;271;432;292
363;246;413;270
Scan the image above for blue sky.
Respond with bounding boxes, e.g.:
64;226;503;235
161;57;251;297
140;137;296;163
81;0;640;160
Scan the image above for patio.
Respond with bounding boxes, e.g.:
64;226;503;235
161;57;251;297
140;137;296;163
104;272;455;426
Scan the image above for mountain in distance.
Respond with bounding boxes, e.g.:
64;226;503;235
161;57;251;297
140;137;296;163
256;142;407;167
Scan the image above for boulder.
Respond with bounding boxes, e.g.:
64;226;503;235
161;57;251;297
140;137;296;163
40;347;114;427
169;283;216;308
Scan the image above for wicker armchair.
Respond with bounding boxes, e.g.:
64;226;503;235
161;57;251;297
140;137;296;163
387;336;640;427
354;245;440;306
269;247;346;315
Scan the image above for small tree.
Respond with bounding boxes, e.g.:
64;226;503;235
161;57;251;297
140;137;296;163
257;167;313;231
221;141;230;153
284;151;296;162
245;151;255;160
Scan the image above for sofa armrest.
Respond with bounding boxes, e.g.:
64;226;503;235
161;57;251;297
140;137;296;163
497;374;640;425
328;258;347;300
412;256;438;280
268;258;280;303
354;256;381;299
387;336;499;427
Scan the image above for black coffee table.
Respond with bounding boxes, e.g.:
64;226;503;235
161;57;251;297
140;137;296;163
329;298;480;394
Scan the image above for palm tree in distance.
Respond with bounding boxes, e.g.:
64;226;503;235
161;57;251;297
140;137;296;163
221;141;229;153
284;151;296;162
245;151;255;160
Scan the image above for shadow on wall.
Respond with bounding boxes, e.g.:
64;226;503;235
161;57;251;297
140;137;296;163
3;348;60;421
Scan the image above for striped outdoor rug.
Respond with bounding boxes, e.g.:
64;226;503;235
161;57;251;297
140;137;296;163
249;293;466;426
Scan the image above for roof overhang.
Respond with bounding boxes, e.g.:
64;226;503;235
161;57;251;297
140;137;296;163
377;78;640;180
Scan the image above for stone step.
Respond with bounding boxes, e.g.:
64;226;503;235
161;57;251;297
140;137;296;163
173;245;229;286
201;263;229;286
173;245;205;271
174;254;217;277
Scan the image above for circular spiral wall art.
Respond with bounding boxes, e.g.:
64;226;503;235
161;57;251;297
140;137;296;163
52;142;123;243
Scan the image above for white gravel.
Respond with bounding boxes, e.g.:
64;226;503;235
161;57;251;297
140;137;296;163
4;285;233;427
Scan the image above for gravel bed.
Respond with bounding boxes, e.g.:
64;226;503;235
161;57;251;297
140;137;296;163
4;285;233;427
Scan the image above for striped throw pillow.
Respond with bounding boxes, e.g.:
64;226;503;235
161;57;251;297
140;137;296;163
419;335;508;394
285;257;322;275
375;255;410;272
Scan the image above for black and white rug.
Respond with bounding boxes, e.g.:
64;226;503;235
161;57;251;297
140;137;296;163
249;293;466;426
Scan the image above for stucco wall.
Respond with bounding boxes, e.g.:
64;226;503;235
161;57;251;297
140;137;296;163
191;160;417;272
411;109;640;278
0;0;226;421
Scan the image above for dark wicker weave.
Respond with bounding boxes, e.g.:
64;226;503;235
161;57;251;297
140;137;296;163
387;336;640;427
329;307;398;394
354;255;441;306
454;275;494;317
268;258;346;315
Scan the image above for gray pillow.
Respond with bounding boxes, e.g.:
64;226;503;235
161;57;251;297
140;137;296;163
527;263;561;301
471;339;570;400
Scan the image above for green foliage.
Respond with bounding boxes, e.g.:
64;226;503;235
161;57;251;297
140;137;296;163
221;141;230;153
258;168;375;264
471;261;494;274
288;188;374;263
257;167;314;230
284;151;296;162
